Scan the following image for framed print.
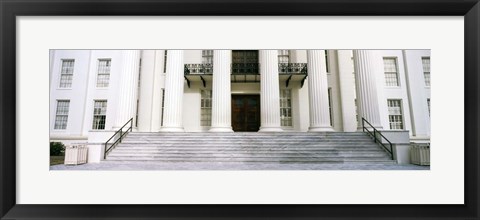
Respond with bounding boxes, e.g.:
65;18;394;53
1;0;479;219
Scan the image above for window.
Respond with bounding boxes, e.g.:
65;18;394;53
422;57;430;86
202;50;213;64
163;50;167;73
54;100;70;129
383;58;399;86
96;59;111;87
92;100;107;130
427;98;430;116
278;50;290;64
201;90;212;126
325;50;330;73
328;88;333;126
59;59;75;88
280;89;292;127
355;99;359;125
388;100;403;130
161;89;165;126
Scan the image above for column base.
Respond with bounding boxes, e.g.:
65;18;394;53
209;127;233;132
308;126;335;132
159;127;185;132
258;127;283;132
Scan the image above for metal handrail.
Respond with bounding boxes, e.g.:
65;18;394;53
104;118;133;159
361;117;394;160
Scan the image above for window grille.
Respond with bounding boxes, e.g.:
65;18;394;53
280;89;292;127
59;59;75;88
92;100;107;130
422;57;430;86
383;58;399;86
201;90;212;126
278;50;290;64
388;99;404;130
96;59;111;87
54;100;70;129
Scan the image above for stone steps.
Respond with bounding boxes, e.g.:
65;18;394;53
106;132;395;165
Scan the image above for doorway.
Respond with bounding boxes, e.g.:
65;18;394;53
231;95;260;132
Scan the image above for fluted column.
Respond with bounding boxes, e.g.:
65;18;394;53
114;50;141;128
259;50;282;132
307;50;334;132
160;50;185;132
209;50;233;132
353;50;383;129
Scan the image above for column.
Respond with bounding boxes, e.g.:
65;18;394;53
160;50;185;132
209;50;233;132
114;50;141;128
307;50;334;132
336;50;358;132
353;50;383;129
259;50;282;132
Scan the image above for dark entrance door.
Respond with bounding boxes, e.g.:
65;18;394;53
232;95;260;132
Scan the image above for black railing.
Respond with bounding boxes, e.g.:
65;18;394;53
231;63;259;74
184;64;213;75
104;118;133;159
361;117;394;160
278;63;307;74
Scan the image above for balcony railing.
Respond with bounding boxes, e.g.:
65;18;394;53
278;63;307;74
184;63;307;75
184;63;213;75
231;63;259;75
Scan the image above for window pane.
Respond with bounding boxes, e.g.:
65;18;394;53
201;90;212;126
383;58;399;86
97;59;111;87
422;57;431;86
54;100;70;129
92;100;107;130
59;60;74;88
388;100;403;130
280;89;293;127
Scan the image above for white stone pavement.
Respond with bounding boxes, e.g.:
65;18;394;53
50;161;430;171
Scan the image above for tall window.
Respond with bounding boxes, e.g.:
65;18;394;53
280;89;292;127
59;59;75;88
355;99;359;125
325;50;330;73
328;88;333;126
202;50;213;64
201;90;212;126
278;50;290;64
92;100;107;130
54;100;70;129
388;99;403;130
427;98;430;116
422;57;431;86
383;58;399;86
161;89;165;126
163;50;167;73
96;59;111;87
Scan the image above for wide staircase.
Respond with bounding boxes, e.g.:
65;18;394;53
105;132;395;164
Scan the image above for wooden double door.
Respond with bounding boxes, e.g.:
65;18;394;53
231;95;260;132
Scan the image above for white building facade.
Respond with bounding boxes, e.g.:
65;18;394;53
50;50;431;156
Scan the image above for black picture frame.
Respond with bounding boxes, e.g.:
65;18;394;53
1;0;479;219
